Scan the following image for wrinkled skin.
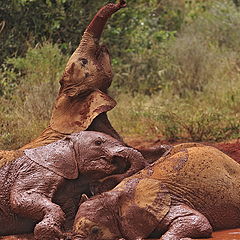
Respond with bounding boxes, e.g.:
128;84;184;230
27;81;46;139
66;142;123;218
72;143;240;240
0;0;168;195
0;131;146;240
0;1;168;238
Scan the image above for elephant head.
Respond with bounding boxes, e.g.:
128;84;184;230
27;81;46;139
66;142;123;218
72;192;122;240
58;0;127;97
71;177;170;240
49;0;127;135
24;131;146;181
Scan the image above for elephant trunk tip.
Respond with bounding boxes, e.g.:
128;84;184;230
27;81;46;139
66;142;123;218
111;155;130;174
84;0;127;41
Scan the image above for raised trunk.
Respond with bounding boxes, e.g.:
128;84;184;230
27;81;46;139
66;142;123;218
85;1;126;40
78;0;126;54
20;1;127;150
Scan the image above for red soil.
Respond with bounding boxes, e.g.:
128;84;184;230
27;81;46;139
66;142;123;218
126;137;240;163
213;140;240;163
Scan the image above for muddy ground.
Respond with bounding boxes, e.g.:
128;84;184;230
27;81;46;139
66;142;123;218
126;137;240;164
1;138;240;240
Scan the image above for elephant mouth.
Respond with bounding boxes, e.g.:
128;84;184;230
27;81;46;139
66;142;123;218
111;156;130;174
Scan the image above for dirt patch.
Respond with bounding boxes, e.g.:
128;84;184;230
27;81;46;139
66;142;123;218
213;140;240;163
126;137;240;163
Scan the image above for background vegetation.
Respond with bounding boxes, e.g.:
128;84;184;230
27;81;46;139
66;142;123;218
0;0;240;149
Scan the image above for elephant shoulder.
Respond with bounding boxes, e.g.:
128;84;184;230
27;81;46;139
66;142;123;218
24;139;78;180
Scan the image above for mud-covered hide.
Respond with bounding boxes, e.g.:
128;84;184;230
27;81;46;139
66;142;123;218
1;130;145;239
50;90;116;134
20;1;121;150
72;144;240;240
20;127;66;150
49;2;120;136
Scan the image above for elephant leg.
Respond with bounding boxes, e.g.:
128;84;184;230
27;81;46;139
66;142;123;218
137;144;172;164
87;113;123;142
159;205;212;240
10;192;65;240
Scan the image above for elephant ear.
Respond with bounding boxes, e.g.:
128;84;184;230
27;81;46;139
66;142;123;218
24;137;78;179
118;178;171;238
133;178;171;222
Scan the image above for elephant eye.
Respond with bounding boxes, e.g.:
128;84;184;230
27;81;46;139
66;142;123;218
95;139;102;146
79;58;88;66
91;226;100;235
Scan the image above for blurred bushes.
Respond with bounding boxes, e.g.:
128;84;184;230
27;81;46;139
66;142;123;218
109;91;240;142
112;0;240;96
0;0;240;148
0;0;106;65
0;43;66;149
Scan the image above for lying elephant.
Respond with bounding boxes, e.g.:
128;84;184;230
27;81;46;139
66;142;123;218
0;131;146;240
72;143;240;240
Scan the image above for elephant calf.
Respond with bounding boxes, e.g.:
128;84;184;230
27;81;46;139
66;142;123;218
0;131;146;240
72;143;240;240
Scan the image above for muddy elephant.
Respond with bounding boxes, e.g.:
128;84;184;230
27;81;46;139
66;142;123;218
72;143;240;240
17;0;168;164
0;131;146;240
0;0;168;171
21;0;127;150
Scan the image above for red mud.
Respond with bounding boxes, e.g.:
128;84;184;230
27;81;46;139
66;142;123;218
0;235;33;240
148;228;240;239
126;137;240;163
201;228;240;240
212;140;240;163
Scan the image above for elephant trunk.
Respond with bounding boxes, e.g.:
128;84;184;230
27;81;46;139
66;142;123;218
77;0;126;55
117;148;147;178
84;1;126;40
90;147;147;195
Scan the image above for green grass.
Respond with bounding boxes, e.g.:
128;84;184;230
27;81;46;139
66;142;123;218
0;43;66;149
109;88;240;143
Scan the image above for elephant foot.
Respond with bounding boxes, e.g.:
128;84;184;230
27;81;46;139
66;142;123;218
137;144;172;164
34;221;63;240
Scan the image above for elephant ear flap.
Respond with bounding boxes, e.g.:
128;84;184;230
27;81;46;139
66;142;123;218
24;137;78;179
133;178;171;222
